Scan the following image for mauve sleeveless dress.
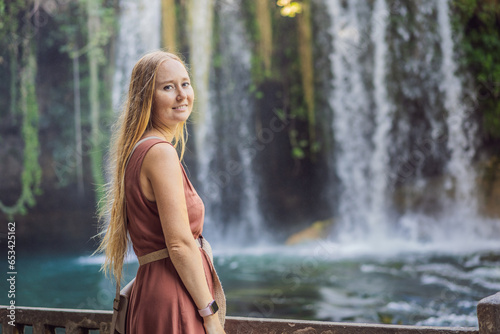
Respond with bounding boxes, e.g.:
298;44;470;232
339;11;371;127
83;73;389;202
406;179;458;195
124;138;214;334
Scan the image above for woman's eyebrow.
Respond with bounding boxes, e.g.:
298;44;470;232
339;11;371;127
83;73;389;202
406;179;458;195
157;78;190;86
157;79;174;85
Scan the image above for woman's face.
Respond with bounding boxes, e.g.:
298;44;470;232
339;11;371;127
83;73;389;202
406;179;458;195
152;59;194;130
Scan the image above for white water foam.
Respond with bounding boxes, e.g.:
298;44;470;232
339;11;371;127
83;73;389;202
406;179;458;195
213;236;500;261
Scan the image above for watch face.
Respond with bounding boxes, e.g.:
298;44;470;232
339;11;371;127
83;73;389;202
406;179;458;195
210;300;219;314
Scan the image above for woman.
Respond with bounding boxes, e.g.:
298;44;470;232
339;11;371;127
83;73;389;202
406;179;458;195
97;50;226;334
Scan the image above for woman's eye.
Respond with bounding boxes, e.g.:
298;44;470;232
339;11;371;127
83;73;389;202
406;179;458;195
182;82;190;87
164;85;174;90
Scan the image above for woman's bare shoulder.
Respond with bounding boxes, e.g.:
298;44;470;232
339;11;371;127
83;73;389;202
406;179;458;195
142;142;180;174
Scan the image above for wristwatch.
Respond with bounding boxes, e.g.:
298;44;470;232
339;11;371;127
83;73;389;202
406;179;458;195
198;300;219;317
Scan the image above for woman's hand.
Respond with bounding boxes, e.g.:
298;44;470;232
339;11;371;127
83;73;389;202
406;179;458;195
203;314;225;334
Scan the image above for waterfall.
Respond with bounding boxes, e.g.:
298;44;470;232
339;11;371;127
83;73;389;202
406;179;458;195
325;0;491;243
368;0;391;237
187;0;214;163
326;0;377;241
438;0;478;207
107;0;498;246
194;0;265;244
112;0;161;110
185;0;218;238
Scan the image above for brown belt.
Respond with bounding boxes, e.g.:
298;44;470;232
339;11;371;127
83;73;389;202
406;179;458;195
137;238;203;266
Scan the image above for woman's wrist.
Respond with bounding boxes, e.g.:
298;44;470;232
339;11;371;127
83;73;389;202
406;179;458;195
202;313;219;323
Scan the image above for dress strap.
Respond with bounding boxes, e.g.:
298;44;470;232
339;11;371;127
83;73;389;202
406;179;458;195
125;136;167;169
132;136;165;152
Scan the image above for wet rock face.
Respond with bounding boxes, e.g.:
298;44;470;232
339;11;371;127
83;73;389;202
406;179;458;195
477;292;500;334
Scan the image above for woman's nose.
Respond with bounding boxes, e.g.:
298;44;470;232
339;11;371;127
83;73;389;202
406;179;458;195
177;88;187;100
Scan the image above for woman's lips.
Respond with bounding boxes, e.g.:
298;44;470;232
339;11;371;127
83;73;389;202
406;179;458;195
172;105;188;111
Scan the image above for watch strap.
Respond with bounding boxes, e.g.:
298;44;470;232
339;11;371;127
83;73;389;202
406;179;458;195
198;300;218;317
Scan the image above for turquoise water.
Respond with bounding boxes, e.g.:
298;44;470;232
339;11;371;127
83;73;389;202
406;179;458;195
2;242;499;327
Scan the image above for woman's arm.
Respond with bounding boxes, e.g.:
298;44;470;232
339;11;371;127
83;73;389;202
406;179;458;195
142;143;223;331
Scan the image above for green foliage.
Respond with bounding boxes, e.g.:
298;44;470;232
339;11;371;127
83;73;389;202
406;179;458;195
242;0;267;83
0;0;24;118
0;20;42;219
84;0;115;63
0;1;5;32
0;0;117;217
21;52;42;205
452;0;500;139
277;0;302;17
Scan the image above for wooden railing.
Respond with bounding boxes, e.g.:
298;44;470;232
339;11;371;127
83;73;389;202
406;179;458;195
1;293;498;334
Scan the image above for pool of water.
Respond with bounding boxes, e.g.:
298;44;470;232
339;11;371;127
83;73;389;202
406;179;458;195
3;239;499;327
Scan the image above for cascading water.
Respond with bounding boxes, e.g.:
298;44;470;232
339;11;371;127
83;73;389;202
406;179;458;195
193;0;265;244
187;0;214;163
368;0;391;237
438;0;477;202
436;0;479;234
325;0;496;245
327;0;382;241
112;0;161;110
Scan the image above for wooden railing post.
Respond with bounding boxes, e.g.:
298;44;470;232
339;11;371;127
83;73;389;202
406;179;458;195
33;323;56;334
2;322;24;334
477;292;500;334
99;321;111;334
65;322;89;334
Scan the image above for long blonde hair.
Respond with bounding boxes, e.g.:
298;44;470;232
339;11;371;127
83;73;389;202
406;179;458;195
96;50;190;282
